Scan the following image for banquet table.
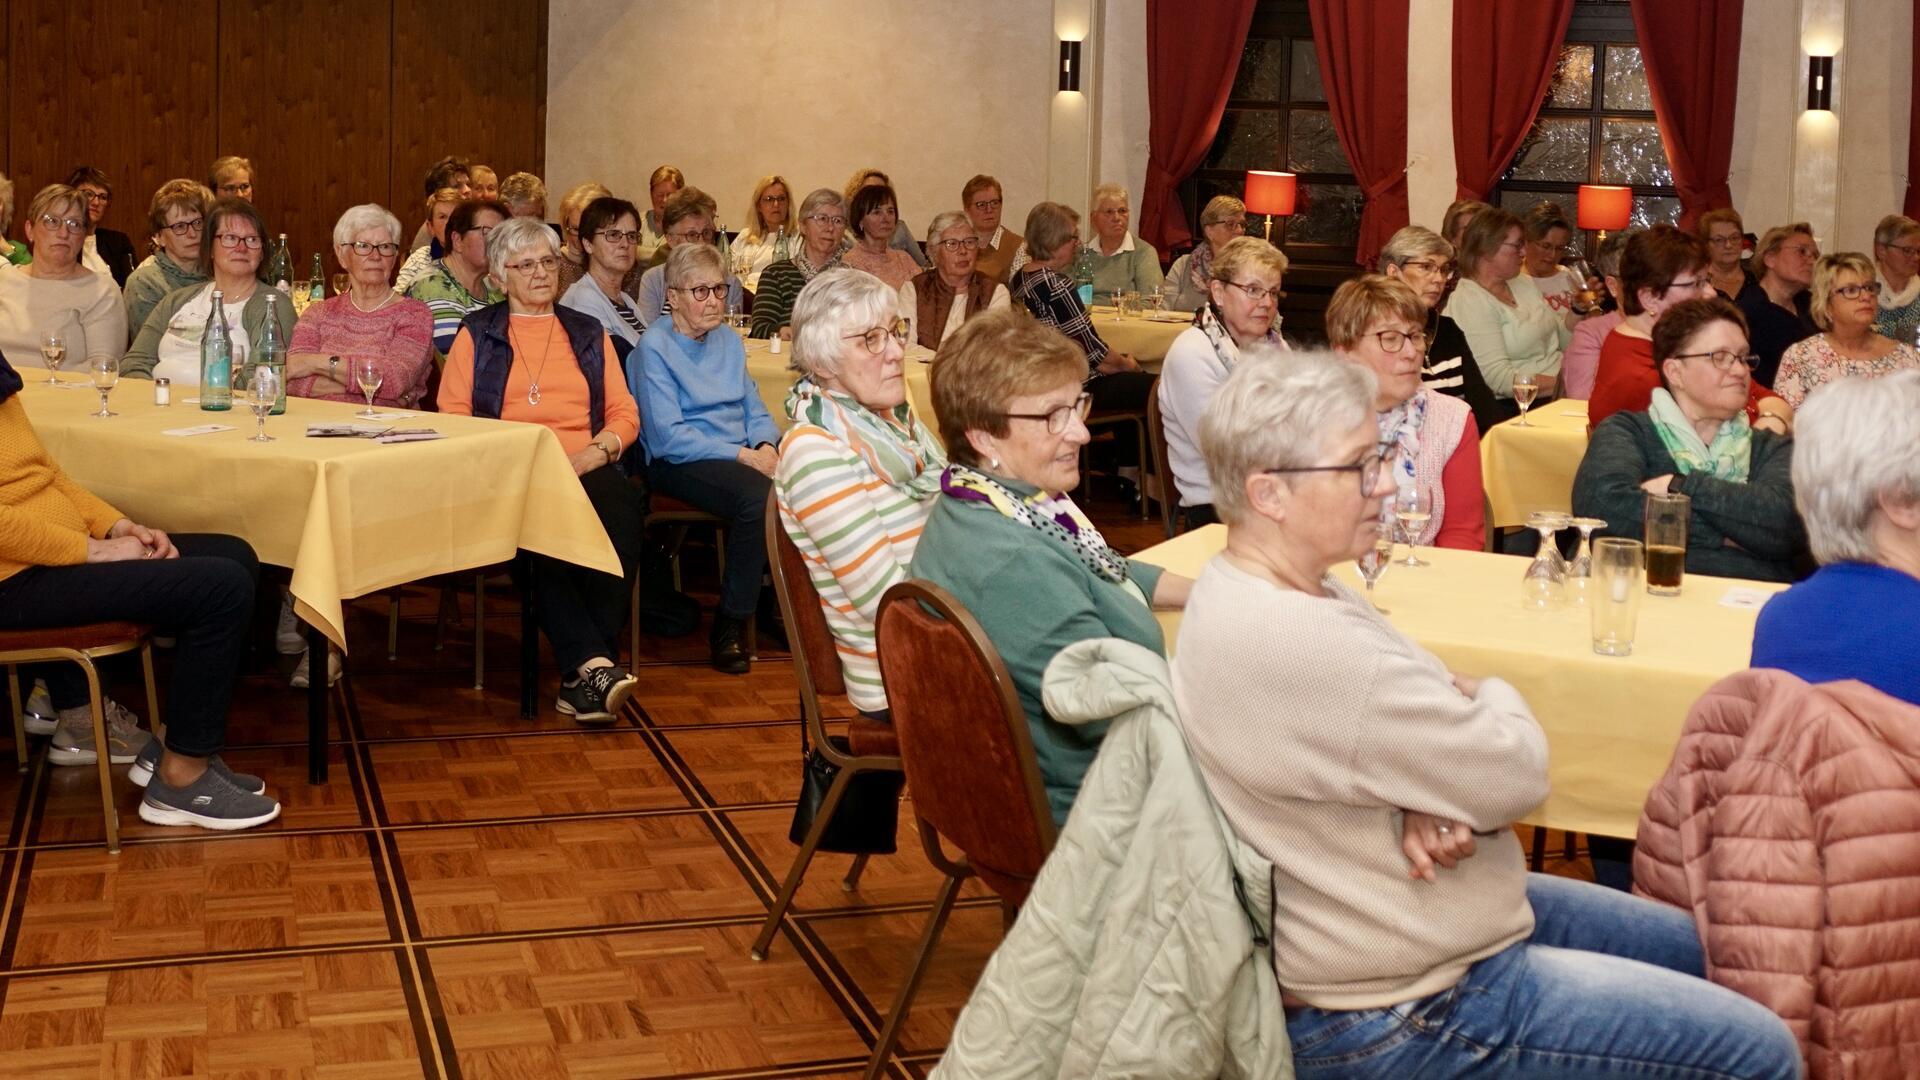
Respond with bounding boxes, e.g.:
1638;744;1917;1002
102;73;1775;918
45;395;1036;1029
20;372;620;780
1479;400;1590;528
1132;525;1784;839
1089;308;1190;363
747;339;938;437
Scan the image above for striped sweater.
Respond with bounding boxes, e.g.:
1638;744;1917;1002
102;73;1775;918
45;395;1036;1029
774;419;945;713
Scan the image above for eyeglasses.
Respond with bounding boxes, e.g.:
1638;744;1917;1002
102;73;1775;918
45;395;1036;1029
1264;443;1396;497
162;217;205;237
759;193;790;205
1401;258;1456;277
215;232;264;249
1498;239;1527;252
1094;206;1129;217
217;182;253;196
1887;243;1920;259
843;320;910;354
504;256;560;275
1707;235;1745;248
673;281;729;302
669;228;717;244
1002;392;1093;435
1208;219;1248;233
1366;328;1427;353
970;198;1003;212
37;215;86;234
934;237;981;253
1220;280;1283;303
593;229;641;245
1833;281;1884;300
1782;244;1819;258
1670;349;1757;371
807;214;846;228
79;189;110;205
341;240;400;257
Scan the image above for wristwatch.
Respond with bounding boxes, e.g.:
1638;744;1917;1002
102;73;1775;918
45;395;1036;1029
327;355;341;379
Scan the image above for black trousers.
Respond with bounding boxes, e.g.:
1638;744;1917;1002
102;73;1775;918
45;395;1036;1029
521;464;646;673
646;457;771;619
0;534;257;757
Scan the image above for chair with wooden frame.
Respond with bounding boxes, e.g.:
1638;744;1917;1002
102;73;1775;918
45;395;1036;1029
1144;375;1184;537
748;489;901;961
863;580;1058;1080
1;622;161;853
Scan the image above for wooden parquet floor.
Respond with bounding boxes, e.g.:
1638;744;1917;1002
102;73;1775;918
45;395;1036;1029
0;497;1594;1078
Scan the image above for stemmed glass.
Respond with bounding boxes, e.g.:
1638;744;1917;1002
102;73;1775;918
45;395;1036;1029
354;360;383;418
88;356;118;417
1565;516;1608;604
39;331;69;387
1356;534;1395;614
1394;488;1432;567
246;365;280;442
1520;510;1572;609
332;272;350;300
1511;376;1540;426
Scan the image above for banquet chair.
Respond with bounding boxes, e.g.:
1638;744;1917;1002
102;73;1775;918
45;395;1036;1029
1;622;161;853
865;580;1058;1080
630;488;755;667
1145;378;1183;537
1082;407;1149;518
749;489;902;961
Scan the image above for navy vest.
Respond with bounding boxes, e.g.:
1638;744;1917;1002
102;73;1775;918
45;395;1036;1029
463;302;609;434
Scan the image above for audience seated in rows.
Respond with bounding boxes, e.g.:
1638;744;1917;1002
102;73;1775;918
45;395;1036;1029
123;180;212;339
557;196;645;364
841;184;921;291
403;197;506;360
897;210;1009;349
1443;206;1567;420
1774;251;1920;408
1378;225;1501;430
1084;182;1163;304
1733;222;1820;388
749;188;845;340
68;167;136;287
634;187;742;326
0;184;126;372
1009;201;1152;428
842;167;929;270
123;197;287;383
1163;195;1246;313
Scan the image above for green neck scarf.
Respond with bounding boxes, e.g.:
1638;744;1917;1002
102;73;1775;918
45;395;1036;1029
1647;388;1751;483
784;376;945;500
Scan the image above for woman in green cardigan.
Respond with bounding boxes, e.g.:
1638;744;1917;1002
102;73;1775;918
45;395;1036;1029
1086;182;1163;304
122;197;295;383
911;307;1192;824
1572;297;1803;582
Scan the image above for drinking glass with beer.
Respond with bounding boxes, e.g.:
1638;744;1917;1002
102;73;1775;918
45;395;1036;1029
1644;492;1690;595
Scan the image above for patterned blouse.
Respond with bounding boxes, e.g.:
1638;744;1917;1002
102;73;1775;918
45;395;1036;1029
1773;333;1920;409
1009;265;1109;376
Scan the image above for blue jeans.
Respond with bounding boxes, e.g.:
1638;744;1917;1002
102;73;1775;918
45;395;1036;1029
1285;875;1801;1079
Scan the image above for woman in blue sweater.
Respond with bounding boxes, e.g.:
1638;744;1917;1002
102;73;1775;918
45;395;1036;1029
634;242;782;674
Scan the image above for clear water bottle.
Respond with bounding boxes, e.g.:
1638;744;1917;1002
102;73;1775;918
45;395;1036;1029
307;253;326;301
268;234;293;292
1070;242;1096;307
200;289;233;411
256;293;288;414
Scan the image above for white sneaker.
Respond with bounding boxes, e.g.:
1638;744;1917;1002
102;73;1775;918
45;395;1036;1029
289;647;342;689
23;681;55;736
275;596;306;655
48;701;153;766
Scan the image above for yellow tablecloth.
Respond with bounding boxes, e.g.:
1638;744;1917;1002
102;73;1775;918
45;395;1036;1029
20;375;620;652
1133;526;1784;838
1089;309;1189;363
1480;400;1591;528
747;340;938;439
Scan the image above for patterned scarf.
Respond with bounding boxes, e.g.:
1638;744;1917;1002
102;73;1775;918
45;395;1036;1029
941;465;1132;585
791;246;843;282
785;376;945;499
1196;302;1285;371
1376;390;1429;500
1648;388;1751;482
1187;241;1218;294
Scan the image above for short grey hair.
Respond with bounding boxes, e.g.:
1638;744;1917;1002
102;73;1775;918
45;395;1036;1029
1377;225;1452;272
486;215;558;281
798;187;843;222
790;268;899;377
332;204;402;249
1023;201;1081;261
925;210;971;247
1199;348;1377;525
664;240;725;288
1091;182;1129;210
1791;368;1920;563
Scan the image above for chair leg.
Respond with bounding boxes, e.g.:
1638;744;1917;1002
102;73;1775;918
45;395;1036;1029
473;574;486;692
843;853;871;892
386;593;401;661
434;582;459;653
1564;831;1579;861
6;666;25;772
81;660;120;854
519;578;539;721
140;644;163;743
1133;418;1149;519
630;569;643;672
1528;825;1547;871
863;872;963;1080
752;765;857;960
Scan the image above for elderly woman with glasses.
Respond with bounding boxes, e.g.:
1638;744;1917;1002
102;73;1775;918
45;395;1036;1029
404;198;507;360
732;175;798;289
1697;208;1750;300
635;187;742;326
964;174;1020;284
66;167;136;286
897;210;1008;349
1085;182;1162;304
123;180;212;339
1575;297;1803;583
776;268;946;717
124;197;287;382
636;242;780;674
1870;215;1920;346
1379;225;1501;431
438;216;642;724
841;184;921;291
1734;223;1820;389
1173;350;1801;1080
1520;200;1589;327
0;186;124;374
1159;236;1289;527
1327;275;1485;551
912;307;1191;823
1773;252;1920;410
559;196;646;363
1164;195;1249;313
750;189;845;340
283;204;434;408
1443;206;1571;412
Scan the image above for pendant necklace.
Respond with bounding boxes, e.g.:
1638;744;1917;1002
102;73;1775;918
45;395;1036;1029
512;313;559;406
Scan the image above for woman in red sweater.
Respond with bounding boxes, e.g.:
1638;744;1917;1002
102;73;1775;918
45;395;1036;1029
1589;225;1792;434
1328;275;1485;550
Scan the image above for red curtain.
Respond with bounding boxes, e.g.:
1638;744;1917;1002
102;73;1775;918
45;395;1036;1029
1451;0;1573;200
1631;0;1743;230
1309;0;1410;267
1908;5;1920;217
1140;0;1257;254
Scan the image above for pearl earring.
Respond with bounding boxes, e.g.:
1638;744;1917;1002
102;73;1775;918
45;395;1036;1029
989;457;1001;469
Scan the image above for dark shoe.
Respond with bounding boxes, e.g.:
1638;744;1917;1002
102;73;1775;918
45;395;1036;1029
127;740;266;795
557;665;637;726
709;615;751;675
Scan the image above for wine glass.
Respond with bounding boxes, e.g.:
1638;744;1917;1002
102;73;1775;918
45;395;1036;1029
1394;488;1432;567
1356;535;1395;614
39;331;69;387
354;359;383;417
1511;376;1540;426
88;356;118;417
246;364;280;442
1520;510;1572;609
332;272;350;300
1566;516;1608;604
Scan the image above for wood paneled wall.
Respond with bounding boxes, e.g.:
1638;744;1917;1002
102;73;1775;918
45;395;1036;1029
2;0;545;276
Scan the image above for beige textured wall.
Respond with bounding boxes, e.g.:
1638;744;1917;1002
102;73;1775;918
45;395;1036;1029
545;0;1057;242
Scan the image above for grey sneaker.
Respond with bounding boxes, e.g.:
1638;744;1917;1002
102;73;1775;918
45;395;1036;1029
275;596;306;655
138;768;280;831
48;701;153;766
127;740;266;795
289;648;341;689
23;682;54;736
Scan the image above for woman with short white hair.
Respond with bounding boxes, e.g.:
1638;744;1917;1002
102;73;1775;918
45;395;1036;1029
897;210;1008;349
777;268;945;716
285;203;434;408
1173;351;1802;1080
1871;213;1920;344
1753;367;1920;705
1085;182;1162;303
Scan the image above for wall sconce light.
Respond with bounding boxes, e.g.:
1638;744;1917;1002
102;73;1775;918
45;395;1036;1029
1059;40;1082;93
1807;56;1834;111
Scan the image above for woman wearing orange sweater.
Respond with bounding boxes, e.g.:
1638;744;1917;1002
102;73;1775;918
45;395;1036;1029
0;359;277;831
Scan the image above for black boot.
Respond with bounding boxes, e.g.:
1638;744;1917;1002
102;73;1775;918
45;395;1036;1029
709;613;750;675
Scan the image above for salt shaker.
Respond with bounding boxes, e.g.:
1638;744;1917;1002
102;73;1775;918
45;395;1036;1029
154;377;172;406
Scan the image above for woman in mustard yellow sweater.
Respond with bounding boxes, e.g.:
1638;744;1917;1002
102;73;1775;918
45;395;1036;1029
0;358;279;831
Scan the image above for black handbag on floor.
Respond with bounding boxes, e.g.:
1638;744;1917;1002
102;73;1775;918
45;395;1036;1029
788;731;905;855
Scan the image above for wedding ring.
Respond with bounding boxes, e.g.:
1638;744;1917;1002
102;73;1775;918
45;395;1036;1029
1437;825;1452;835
